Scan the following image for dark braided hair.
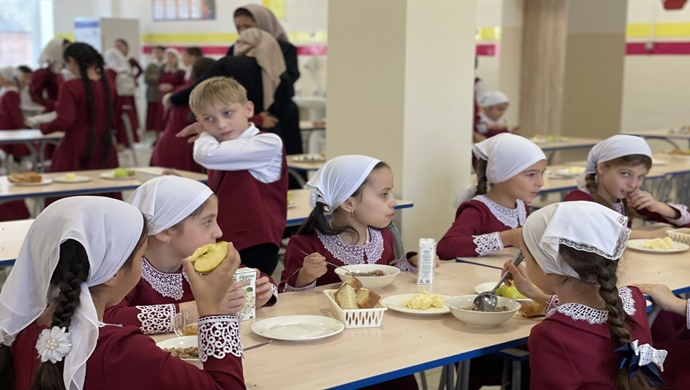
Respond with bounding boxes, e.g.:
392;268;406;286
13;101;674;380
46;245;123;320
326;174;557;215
63;42;114;169
475;158;489;196
559;245;653;390
298;161;390;243
585;155;652;221
29;240;90;390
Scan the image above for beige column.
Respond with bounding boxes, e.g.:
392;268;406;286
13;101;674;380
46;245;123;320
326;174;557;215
497;0;524;127
519;0;627;139
326;0;477;249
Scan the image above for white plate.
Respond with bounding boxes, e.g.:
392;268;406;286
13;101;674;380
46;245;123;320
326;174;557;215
653;159;668;166
251;315;344;341
99;172;136;180
474;282;533;303
626;239;690;254
381;294;451;315
548;167;585;178
287;202;297;209
53;175;91;183
156;336;201;368
10;178;53;186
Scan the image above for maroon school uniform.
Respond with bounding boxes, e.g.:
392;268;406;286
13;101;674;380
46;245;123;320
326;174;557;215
475;112;509;139
150;104;202;172
207;153;288;251
437;195;529;259
564;189;690;228
155;70;185;132
280;228;416;292
104;257;278;334
12;320;245;390
39;78;118;172
0;88;31;158
29;68;59;111
529;286;654;390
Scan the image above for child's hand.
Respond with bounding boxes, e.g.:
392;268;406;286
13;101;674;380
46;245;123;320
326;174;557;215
628;189;680;219
259;111;279;129
499;228;522;248
254;270;274;307
162;93;173;110
222;280;249;315
159;83;173;93
176;122;204;143
182;242;241;316
637;284;687;316
502;259;549;304
301;252;328;280
408;254;441;268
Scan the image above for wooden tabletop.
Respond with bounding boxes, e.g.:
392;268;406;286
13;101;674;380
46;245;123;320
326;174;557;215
153;262;540;389
534;136;602;151
0;130;64;144
0;167;207;202
625;128;690;140
0;219;33;266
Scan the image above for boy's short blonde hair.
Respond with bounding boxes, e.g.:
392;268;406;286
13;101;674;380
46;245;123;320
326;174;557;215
189;76;248;115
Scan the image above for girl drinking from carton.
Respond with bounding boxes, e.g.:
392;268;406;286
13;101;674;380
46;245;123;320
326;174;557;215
104;176;278;334
437;133;546;259
505;201;666;389
0;197;247;389
280;155;419;292
564;134;690;237
181;76;288;276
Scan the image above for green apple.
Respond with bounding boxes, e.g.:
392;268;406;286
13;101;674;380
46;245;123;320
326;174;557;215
496;284;526;299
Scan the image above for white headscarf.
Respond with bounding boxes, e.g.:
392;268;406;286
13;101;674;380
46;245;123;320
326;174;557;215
128;176;214;235
473;133;546;184
306;155;381;210
522;201;630;280
104;48;130;73
585;135;652;175
479;91;509;107
39;38;68;73
576;135;652;190
0;197;144;390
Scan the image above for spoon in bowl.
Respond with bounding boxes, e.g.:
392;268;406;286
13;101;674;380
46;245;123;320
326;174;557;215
472;250;525;312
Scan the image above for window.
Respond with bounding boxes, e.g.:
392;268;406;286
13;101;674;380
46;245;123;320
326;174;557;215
0;0;39;68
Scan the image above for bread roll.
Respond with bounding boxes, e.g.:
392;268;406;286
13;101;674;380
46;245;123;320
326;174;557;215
519;301;545;318
335;284;358;309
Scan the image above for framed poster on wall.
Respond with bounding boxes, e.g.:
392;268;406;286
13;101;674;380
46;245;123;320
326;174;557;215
151;0;216;21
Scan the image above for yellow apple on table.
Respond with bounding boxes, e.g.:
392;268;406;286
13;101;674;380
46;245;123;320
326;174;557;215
495;284;527;299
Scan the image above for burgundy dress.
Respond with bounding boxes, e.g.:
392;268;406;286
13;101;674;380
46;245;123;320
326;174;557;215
29;68;59;111
0;89;31;221
151;81;202;172
437;195;529;259
104;257;277;334
154;70;185;132
280;228;416;292
564;189;690;228
12;320;245;389
529;286;656;390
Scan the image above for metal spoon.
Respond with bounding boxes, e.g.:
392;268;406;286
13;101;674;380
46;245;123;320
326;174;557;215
472;251;525;312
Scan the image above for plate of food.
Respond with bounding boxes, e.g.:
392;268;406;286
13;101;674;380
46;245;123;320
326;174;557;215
664;149;690;160
100;168;136;180
475;282;533;303
626;238;690;254
291;154;327;163
8;172;53;186
381;292;451;315
530;135;566;144
157;336;201;368
53;172;91;183
652;158;668;166
548;166;586;178
251;315;344;341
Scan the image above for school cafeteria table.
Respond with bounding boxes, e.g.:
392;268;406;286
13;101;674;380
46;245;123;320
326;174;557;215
456;247;690;295
625;128;690;150
535;136;602;164
0;219;33;267
0;130;64;172
0;189;413;267
0;167;207;203
153;262;540;390
286;188;413;227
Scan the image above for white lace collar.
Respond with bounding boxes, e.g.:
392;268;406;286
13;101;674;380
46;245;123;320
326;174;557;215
316;228;384;266
140;257;189;301
548;286;636;325
473;195;527;229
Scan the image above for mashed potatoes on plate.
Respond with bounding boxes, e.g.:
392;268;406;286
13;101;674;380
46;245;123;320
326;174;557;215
644;237;674;250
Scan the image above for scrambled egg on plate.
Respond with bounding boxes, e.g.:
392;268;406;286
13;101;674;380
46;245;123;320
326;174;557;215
644;237;674;250
404;291;445;310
